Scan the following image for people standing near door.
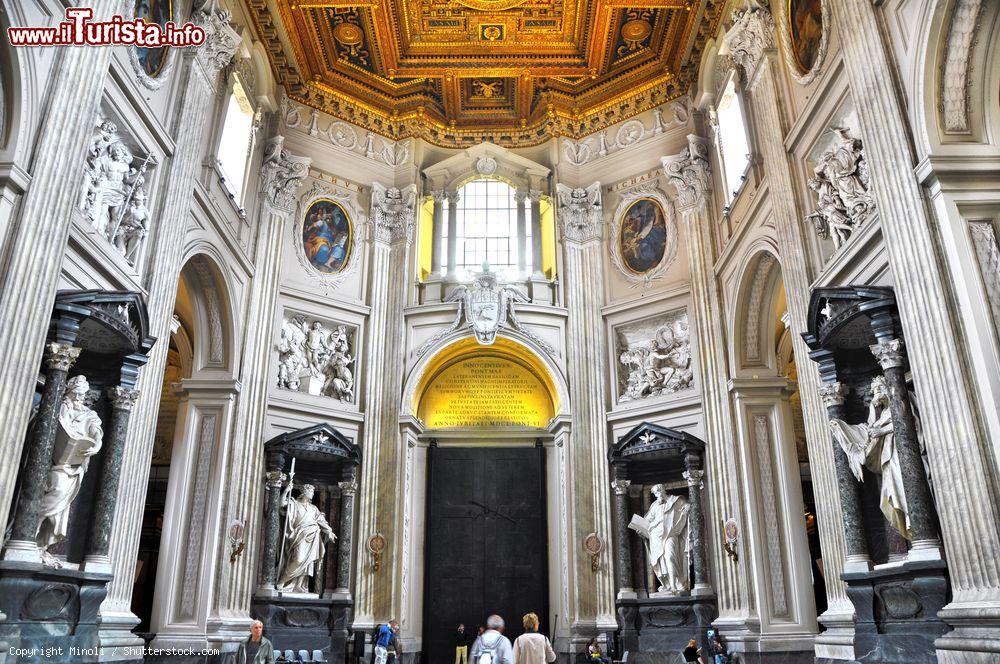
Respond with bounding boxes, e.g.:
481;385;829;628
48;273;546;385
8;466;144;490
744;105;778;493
373;620;395;664
512;613;556;664
455;623;471;664
470;614;514;664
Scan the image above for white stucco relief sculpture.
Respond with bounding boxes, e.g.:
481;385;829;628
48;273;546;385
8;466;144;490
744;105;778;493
192;0;241;77
416;265;555;356
276;315;355;401
617;315;693;402
805;127;875;250
37;375;104;566
941;0;982;134
628;484;690;595
261;135;312;213
561;100;689;166
555;182;603;242
277;481;336;594
79;117;155;265
721;0;775;77
370;182;417;244
828;375;922;539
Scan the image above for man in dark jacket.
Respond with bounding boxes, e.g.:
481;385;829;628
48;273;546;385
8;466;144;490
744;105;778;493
455;623;470;664
236;620;276;664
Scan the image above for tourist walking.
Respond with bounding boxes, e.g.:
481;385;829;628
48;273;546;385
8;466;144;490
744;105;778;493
512;613;556;664
682;638;703;663
372;621;396;664
455;623;471;664
470;614;514;664
236;620;276;664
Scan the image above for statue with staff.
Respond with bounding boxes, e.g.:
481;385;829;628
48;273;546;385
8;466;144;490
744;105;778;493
277;458;337;594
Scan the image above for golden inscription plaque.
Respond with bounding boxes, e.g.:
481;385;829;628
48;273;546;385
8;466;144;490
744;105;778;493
418;353;554;428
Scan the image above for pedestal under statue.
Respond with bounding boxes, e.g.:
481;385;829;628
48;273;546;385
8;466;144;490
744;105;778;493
277;482;336;594
629;484;690;595
37;375;104;564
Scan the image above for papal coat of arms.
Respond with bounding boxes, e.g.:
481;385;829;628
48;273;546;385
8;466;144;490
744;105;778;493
417;265;554;355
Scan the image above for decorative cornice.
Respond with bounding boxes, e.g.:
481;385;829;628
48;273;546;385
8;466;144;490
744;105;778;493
260;135;312;214
661;134;711;210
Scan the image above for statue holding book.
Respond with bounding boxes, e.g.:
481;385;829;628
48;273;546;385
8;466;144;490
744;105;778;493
628;484;691;595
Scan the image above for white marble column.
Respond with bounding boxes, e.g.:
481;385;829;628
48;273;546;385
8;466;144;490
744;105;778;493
516;189;529;276
554;182;617;642
723;2;853;633
353;183;416;628
0;0;121;532
211;135;310;638
832;2;1000;659
430;190;446;276
445;191;460;279
661;138;750;628
98;6;240;653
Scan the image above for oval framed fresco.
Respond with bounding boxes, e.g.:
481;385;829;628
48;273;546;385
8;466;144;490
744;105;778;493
129;0;178;89
302;198;353;274
778;0;830;85
609;186;678;288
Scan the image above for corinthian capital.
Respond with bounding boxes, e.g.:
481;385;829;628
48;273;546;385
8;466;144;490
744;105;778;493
721;0;775;78
44;343;81;372
260;135;312;215
370;182;418;244
107;386;140;411
192;0;240;79
817;381;849;407
870;338;905;370
661;135;711;210
555;182;603;243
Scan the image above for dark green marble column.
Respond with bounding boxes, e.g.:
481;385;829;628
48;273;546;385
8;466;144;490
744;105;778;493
259;470;287;590
611;475;633;598
2;343;81;562
684;459;710;596
334;466;357;596
82;385;139;571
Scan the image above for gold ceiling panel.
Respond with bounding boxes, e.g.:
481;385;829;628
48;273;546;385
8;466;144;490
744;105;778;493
248;0;724;147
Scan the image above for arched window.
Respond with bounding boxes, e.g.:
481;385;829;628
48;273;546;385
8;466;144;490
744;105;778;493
216;79;255;203
716;76;751;202
454;179;528;278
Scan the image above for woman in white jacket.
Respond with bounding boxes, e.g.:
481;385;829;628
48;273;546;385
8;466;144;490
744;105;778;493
512;613;556;664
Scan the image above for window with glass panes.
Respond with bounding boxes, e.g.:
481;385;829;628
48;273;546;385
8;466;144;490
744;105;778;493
455;179;520;273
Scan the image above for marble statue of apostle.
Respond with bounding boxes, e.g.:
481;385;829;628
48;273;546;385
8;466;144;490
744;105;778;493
632;484;690;594
828;375;909;538
277;483;336;593
37;375;104;561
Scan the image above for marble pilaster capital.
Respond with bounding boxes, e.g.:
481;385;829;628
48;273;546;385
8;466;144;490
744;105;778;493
661;135;711;211
528;189;545;204
683;469;705;489
555;181;603;243
260;135;312;215
446;191;461;205
431;189;447;203
514;189;529;204
611;479;631;495
721;0;775;78
44;343;82;372
870;338;905;369
192;0;240;79
818;381;849;407
338;480;358;496
370;182;417;245
107;386;140;411
264;471;287;489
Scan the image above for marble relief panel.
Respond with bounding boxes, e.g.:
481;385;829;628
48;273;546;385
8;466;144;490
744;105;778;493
276;311;358;403
614;309;693;403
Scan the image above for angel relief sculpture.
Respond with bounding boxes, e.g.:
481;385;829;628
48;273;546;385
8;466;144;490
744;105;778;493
828;375;916;538
276;316;355;401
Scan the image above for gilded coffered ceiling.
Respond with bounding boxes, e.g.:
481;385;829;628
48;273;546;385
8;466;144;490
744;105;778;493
246;0;724;147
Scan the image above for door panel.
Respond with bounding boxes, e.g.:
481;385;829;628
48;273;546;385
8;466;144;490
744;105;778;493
423;447;548;663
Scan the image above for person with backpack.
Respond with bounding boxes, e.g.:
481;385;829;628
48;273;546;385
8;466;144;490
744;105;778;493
512;613;556;664
373;620;396;664
470;614;514;664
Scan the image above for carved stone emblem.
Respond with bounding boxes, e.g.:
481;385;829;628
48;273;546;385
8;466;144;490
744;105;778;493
417;265;555;356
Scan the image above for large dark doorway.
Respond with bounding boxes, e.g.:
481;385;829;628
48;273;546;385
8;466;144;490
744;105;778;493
423;446;548;663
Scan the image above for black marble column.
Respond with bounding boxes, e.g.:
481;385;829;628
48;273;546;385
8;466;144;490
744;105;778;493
870;338;940;549
82;383;139;569
684;452;710;595
334;465;357;595
611;473;633;597
4;343;81;557
260;470;286;590
819;380;872;570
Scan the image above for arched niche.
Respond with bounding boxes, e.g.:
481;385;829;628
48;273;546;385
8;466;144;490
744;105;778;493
731;247;784;374
411;336;560;430
176;253;236;373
